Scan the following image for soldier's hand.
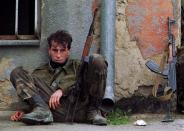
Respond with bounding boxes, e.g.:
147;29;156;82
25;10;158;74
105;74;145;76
10;111;24;121
49;89;63;110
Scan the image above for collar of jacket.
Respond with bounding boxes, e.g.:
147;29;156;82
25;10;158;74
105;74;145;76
48;59;71;74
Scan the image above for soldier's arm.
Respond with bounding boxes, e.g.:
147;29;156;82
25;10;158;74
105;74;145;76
49;89;63;110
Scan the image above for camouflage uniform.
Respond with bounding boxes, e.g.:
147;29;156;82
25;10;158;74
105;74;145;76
10;54;107;123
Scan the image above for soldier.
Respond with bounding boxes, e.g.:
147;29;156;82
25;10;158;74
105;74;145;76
10;30;108;125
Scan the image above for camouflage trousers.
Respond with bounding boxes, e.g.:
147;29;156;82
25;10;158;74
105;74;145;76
10;54;107;122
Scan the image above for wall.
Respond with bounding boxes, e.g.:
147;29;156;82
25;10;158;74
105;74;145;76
0;0;181;110
115;0;180;100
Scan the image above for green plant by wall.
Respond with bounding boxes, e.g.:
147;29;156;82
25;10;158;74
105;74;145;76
107;108;130;125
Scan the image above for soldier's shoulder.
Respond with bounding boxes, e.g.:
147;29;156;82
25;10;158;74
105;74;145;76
69;59;80;63
69;59;81;67
33;63;49;71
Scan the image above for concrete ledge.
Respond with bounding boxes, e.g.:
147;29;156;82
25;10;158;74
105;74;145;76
0;40;40;46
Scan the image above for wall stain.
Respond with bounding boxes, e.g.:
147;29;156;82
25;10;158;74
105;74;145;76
126;0;175;58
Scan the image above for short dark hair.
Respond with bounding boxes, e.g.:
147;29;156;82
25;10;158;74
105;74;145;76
47;30;72;49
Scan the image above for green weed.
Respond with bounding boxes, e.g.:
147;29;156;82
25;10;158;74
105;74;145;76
107;108;130;125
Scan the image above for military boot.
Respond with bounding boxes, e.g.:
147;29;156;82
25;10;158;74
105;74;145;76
21;95;53;125
87;107;107;125
87;98;107;125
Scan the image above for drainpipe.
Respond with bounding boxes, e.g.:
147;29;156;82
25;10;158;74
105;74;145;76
100;0;116;112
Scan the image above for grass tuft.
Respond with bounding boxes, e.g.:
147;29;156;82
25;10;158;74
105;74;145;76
107;108;130;125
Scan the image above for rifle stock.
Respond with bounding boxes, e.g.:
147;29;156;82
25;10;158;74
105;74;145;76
82;36;93;59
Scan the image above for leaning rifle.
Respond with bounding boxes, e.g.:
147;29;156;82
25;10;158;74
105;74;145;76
68;7;98;122
75;8;98;92
145;17;177;122
145;17;177;92
167;17;177;92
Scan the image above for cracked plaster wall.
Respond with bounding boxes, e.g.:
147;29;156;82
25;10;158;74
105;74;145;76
114;0;180;100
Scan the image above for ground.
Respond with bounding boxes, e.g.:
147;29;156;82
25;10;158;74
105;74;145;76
1;111;184;131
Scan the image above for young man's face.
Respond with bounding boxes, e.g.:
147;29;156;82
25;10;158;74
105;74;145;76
48;41;70;64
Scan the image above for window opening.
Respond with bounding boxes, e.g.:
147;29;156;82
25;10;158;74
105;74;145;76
0;0;40;40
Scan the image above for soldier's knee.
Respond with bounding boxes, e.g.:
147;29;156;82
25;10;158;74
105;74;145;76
89;54;108;70
10;67;23;81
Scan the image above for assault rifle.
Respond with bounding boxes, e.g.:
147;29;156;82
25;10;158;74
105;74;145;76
145;17;176;122
167;17;177;92
145;17;177;92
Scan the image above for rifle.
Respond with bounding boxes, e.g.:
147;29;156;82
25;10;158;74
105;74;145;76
67;7;98;122
81;10;97;59
76;7;98;92
145;17;176;122
167;17;177;92
145;17;177;92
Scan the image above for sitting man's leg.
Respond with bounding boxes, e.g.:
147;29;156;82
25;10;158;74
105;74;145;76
10;67;53;125
83;54;108;125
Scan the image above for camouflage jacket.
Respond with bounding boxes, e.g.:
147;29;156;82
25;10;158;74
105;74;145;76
32;59;81;96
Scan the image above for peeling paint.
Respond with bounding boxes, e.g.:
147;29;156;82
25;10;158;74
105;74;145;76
0;79;18;110
0;58;18;110
115;0;180;100
0;58;16;80
126;0;174;58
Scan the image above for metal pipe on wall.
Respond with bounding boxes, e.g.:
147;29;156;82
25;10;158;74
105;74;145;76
100;0;116;112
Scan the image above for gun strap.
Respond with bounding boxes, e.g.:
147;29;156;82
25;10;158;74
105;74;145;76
152;51;173;101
